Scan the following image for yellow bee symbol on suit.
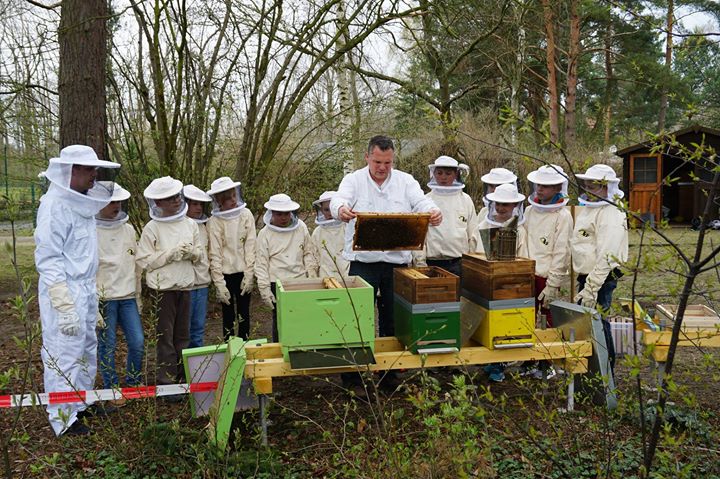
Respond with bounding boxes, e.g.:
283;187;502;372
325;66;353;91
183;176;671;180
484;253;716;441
127;248;136;256
579;229;590;238
540;236;549;245
458;215;467;223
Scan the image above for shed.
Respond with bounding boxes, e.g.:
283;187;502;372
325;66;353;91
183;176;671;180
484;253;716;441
616;125;720;224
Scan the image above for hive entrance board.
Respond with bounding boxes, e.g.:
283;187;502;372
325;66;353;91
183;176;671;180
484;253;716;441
288;347;376;369
352;213;431;251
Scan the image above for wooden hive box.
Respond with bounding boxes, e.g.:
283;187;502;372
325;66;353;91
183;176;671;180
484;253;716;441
393;266;459;304
461;253;535;301
655;304;720;330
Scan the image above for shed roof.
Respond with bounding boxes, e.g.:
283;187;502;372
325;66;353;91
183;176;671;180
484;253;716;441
616;124;720;157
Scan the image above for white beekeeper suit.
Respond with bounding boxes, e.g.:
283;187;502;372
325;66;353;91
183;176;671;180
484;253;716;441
255;194;318;306
417;156;478;266
34;145;120;436
311;191;350;280
469;183;528;256
96;183;141;306
524;165;573;306
478;168;518;222
183;185;212;290
205;177;257;303
136;177;201;291
571;164;629;308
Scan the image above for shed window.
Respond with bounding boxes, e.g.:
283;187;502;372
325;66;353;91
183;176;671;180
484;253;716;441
633;156;658;183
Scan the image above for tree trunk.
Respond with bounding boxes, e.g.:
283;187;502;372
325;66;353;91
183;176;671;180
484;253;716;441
658;0;673;132
59;0;108;159
603;23;614;147
564;0;580;147
542;0;560;145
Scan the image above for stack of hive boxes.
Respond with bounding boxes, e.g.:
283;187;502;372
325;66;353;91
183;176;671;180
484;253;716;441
461;253;536;349
393;267;461;354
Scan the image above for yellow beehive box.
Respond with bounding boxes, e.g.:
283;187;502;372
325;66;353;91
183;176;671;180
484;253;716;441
467;300;535;349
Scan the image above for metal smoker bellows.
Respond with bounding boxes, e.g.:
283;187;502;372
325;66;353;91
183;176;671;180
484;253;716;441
479;216;519;260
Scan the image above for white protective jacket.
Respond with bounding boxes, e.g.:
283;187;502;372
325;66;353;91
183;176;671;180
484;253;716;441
97;223;141;300
469;218;528;257
136;217;201;291
571;204;629;292
311;222;350;279
523;205;573;287
35;184;104;435
330;167;438;265
421;189;478;261
255;220;318;297
193;223;211;288
206;208;256;289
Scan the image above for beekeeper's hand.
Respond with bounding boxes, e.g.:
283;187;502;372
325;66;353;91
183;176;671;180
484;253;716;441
169;244;187;262
240;274;254;296
48;282;80;336
428;208;443;226
179;242;194;260
216;284;231;305
96;311;106;329
574;287;597;309
538;285;561;307
260;289;276;308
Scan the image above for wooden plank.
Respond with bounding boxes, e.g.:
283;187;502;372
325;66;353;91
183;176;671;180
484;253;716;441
641;330;720;347
243;340;593;379
394;267;459;304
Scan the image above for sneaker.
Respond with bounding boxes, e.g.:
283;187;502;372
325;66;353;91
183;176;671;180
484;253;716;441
544;367;557;380
63;420;91;436
77;403;117;420
109;398;128;408
488;371;505;383
521;366;542;378
160;394;184;404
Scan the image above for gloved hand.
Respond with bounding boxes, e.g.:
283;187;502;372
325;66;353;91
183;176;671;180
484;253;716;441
96;311;106;329
48;282;80;336
169;244;187;262
260;289;276;308
188;245;202;262
240;274;254;296
179;243;194;260
58;312;81;336
574;287;597;309
216;284;231;305
538;285;561;307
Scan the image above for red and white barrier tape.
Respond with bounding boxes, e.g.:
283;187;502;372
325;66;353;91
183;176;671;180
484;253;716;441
0;381;218;408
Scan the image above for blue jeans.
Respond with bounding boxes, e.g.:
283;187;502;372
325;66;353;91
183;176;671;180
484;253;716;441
98;298;144;388
349;261;402;337
189;287;209;348
577;274;617;371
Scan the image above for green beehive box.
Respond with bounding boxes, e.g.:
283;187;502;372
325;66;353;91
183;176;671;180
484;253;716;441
394;295;461;354
277;276;376;369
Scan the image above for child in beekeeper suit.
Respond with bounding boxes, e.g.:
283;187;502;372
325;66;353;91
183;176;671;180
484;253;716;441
96;182;144;401
255;193;318;342
310;191;350;280
478;167;518;222
520;165;573;379
415;156;478;276
469;183;527;383
469;183;528;258
206;177;256;340
572;164;628;373
136;176;202;399
35;145;120;436
183;185;213;347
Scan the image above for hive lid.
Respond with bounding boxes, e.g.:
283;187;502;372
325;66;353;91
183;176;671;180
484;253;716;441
352;212;431;251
